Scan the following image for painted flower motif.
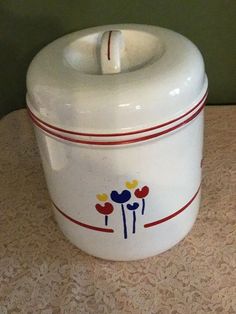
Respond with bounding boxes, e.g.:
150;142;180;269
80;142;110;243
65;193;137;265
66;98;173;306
110;190;131;204
125;180;138;189
127;202;139;211
134;186;149;215
95;181;150;237
96;193;108;202
110;189;131;239
95;202;114;215
95;202;114;226
134;186;149;198
126;202;139;234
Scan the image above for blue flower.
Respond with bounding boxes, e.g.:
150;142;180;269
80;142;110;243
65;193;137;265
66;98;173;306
127;202;139;211
110;190;131;204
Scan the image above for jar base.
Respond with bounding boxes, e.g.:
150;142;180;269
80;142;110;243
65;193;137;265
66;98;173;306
53;202;199;261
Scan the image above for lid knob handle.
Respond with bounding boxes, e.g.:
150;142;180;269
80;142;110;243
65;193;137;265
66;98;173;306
100;30;123;74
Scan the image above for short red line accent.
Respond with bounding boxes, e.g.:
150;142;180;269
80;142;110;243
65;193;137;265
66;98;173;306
53;202;114;233
29;98;205;146
144;184;201;228
107;30;112;60
27;91;208;137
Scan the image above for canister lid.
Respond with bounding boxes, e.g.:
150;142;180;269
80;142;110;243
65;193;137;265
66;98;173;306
26;24;207;135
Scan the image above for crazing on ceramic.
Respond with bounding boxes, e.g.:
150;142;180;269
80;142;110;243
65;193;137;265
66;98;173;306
26;24;208;260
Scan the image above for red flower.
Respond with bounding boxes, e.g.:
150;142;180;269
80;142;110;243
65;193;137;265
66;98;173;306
95;202;114;215
134;186;149;198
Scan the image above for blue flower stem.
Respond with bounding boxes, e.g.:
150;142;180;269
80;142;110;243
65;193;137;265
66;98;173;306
121;204;127;239
132;211;136;234
105;215;108;226
141;198;145;215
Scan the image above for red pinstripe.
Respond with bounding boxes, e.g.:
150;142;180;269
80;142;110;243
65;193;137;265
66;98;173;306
27;91;207;137
28;99;205;146
53;202;114;233
144;184;201;228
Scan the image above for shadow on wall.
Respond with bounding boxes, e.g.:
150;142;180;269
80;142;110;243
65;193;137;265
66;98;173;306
0;4;65;118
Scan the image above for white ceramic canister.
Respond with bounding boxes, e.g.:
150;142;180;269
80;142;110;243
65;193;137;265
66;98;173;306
26;24;208;261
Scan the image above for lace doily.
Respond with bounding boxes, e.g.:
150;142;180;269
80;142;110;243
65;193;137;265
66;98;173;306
0;107;235;313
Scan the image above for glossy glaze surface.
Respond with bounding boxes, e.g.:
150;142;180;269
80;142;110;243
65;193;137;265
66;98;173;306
27;24;207;134
27;24;208;260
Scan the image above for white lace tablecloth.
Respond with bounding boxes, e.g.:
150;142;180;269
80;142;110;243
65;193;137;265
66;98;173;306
0;107;235;313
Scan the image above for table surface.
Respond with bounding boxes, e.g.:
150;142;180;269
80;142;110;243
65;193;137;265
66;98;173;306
0;107;236;314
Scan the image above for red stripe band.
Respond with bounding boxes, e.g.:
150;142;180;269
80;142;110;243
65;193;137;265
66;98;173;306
28;98;206;146
107;30;112;61
27;91;207;137
52;184;200;232
53;202;114;233
144;184;201;228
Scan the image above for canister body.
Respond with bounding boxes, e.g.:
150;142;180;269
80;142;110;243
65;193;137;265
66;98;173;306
34;110;204;261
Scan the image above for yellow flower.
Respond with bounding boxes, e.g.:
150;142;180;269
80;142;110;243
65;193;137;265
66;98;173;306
96;193;108;201
125;180;139;189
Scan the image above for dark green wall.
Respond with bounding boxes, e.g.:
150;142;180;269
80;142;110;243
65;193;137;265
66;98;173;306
1;0;235;117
